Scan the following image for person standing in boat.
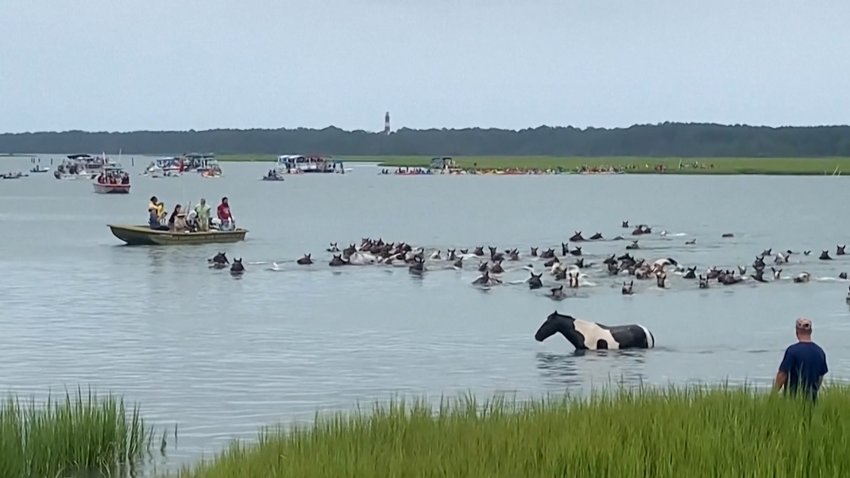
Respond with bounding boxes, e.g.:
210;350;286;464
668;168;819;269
217;197;234;231
148;196;168;231
194;198;211;232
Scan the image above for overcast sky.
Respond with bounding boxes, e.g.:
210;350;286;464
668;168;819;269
1;0;848;133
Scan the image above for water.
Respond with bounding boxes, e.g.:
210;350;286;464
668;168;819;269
1;154;849;471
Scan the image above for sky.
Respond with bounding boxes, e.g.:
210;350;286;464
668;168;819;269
1;0;849;133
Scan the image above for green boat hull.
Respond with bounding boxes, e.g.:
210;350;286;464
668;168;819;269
107;224;248;246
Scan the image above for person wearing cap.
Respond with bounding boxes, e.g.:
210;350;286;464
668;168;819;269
774;318;828;401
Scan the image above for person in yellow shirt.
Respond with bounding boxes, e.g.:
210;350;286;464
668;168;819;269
148;196;168;230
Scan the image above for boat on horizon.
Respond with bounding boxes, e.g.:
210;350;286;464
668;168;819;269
107;224;248;246
275;154;348;174
53;153;113;180
30;166;50;173
143;157;182;178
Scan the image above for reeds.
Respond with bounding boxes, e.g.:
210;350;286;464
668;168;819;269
178;383;850;478
0;387;155;478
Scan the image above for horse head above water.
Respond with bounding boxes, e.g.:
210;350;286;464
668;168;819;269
230;258;245;274
296;253;313;265
208;252;229;269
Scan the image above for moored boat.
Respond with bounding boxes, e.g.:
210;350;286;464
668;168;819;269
29;165;50;173
261;169;285;181
107;224;248;246
276;154;347;174
143;157;182;178
1;171;28;179
93;165;131;194
54;155;98;180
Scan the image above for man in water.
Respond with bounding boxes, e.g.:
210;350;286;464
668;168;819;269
194;198;211;232
774;317;828;401
217;197;234;231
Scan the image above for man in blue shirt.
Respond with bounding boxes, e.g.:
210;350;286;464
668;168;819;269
774;318;828;401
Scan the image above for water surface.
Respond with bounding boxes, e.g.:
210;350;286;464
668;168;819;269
1;155;848;471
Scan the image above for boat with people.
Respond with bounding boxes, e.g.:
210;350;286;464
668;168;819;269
111;195;244;245
429;156;465;174
53;154;109;180
179;153;222;174
275;154;347;174
30;165;50;173
201;165;223;178
93;165;131;194
107;224;247;245
69;153;116;175
261;169;285;181
143;157;182;178
1;171;28;179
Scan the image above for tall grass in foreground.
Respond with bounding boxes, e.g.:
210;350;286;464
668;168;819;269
179;384;850;478
0;388;156;478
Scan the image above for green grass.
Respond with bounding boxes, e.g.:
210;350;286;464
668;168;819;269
215;154;850;175
176;384;850;478
0;388;159;478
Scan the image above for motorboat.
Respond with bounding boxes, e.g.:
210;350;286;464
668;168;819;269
93;165;131;194
143;157;182;178
107;224;248;246
29;164;50;173
261;169;285;181
275;154;347;174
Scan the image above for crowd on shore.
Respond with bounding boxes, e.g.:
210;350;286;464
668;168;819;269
376;160;718;176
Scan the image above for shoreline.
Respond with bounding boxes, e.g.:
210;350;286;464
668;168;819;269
213;154;850;176
3;153;848;175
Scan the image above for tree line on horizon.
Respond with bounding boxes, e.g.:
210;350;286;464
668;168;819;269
1;122;849;157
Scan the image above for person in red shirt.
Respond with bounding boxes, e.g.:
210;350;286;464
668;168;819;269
217;197;234;231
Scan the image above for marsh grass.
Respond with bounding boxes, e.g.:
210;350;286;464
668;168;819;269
0;387;156;478
178;383;850;478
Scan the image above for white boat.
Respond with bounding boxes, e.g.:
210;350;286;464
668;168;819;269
53;165;96;180
53;153;113;180
143;158;182;178
67;153;116;175
276;154;346;174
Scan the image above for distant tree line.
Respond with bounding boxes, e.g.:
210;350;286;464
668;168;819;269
1;122;849;157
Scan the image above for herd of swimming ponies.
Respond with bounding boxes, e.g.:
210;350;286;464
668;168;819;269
207;220;850;352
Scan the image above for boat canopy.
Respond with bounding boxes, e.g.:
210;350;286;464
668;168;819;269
183;152;215;160
152;157;179;166
430;156;456;169
277;154;333;165
68;154;93;160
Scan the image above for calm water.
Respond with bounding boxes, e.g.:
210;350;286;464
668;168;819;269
1;155;849;471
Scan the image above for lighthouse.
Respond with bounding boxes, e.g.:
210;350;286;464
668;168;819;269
383;112;391;135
